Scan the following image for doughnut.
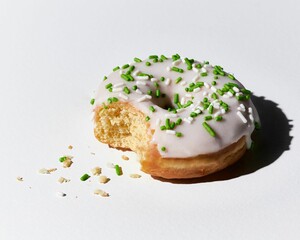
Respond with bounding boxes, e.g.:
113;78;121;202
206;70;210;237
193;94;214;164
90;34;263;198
92;54;259;179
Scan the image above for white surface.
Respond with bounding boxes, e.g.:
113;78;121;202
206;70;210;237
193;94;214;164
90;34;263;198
0;0;299;239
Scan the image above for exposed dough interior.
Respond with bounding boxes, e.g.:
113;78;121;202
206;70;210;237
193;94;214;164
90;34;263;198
94;102;247;179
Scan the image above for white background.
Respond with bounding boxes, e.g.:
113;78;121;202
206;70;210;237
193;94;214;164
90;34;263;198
0;0;300;239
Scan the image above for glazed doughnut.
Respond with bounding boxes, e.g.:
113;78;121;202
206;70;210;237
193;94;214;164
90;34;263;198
92;54;259;179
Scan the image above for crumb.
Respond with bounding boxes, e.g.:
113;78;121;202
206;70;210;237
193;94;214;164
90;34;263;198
90;152;95;155
63;159;73;168
58;177;70;184
94;189;109;197
121;155;129;160
16;176;23;182
130;174;141;178
68;145;73;150
57;192;66;197
39;168;57;174
91;167;102;176
99;175;110;184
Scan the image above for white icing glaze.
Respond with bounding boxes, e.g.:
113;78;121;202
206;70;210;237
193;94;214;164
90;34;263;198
94;56;259;158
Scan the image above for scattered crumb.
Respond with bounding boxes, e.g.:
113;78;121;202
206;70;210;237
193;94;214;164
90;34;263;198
91;167;102;176
58;177;70;184
99;175;110;184
63;159;73;168
130;174;141;178
90;152;95;155
57;191;66;197
94;189;109;197
39;168;57;174
107;162;115;168
68;145;73;150
16;176;23;182
121;155;129;160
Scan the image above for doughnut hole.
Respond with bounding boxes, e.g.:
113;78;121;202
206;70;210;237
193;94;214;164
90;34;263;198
149;95;175;111
94;102;152;157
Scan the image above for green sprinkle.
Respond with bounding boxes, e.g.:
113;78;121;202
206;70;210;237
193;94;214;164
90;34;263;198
215;116;223;121
203;103;210;109
236;95;246;101
132;85;137;90
160;126;166;130
108;88;113;92
171;67;184;73
59;156;67;162
183;100;193;108
187;65;192;70
105;83;113;89
176;132;183;137
190;112;197;118
123;87;130;94
115;165;122;176
107;98;112;104
146;61;151;66
202;122;216;137
134;57;142;63
208;105;214;114
128;65;135;72
204;116;213;121
255;121;261;130
228;74;235;80
201;72;208;77
170;122;175;129
153;58;158;63
160;77;165;82
217;89;224;96
172;54;181;61
122;64;129;69
80;173;90;181
149;106;155;112
156;89;160;97
212;81;216;86
174;93;179;104
160;55;167;60
211;93;218;100
161;146;166;152
203;97;208;103
128;75;134;81
165;118;171;129
145;116;150;121
175;77;182;84
147;90;152;95
113;66;120;71
90;98;95;105
177;102;182;109
175;118;182;125
149;55;158;59
214;76;219;80
229;89;235;95
241;88;252;94
195;63;202;69
154;82;159;88
103;76;107;81
121;74;130;81
112;97;118;102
